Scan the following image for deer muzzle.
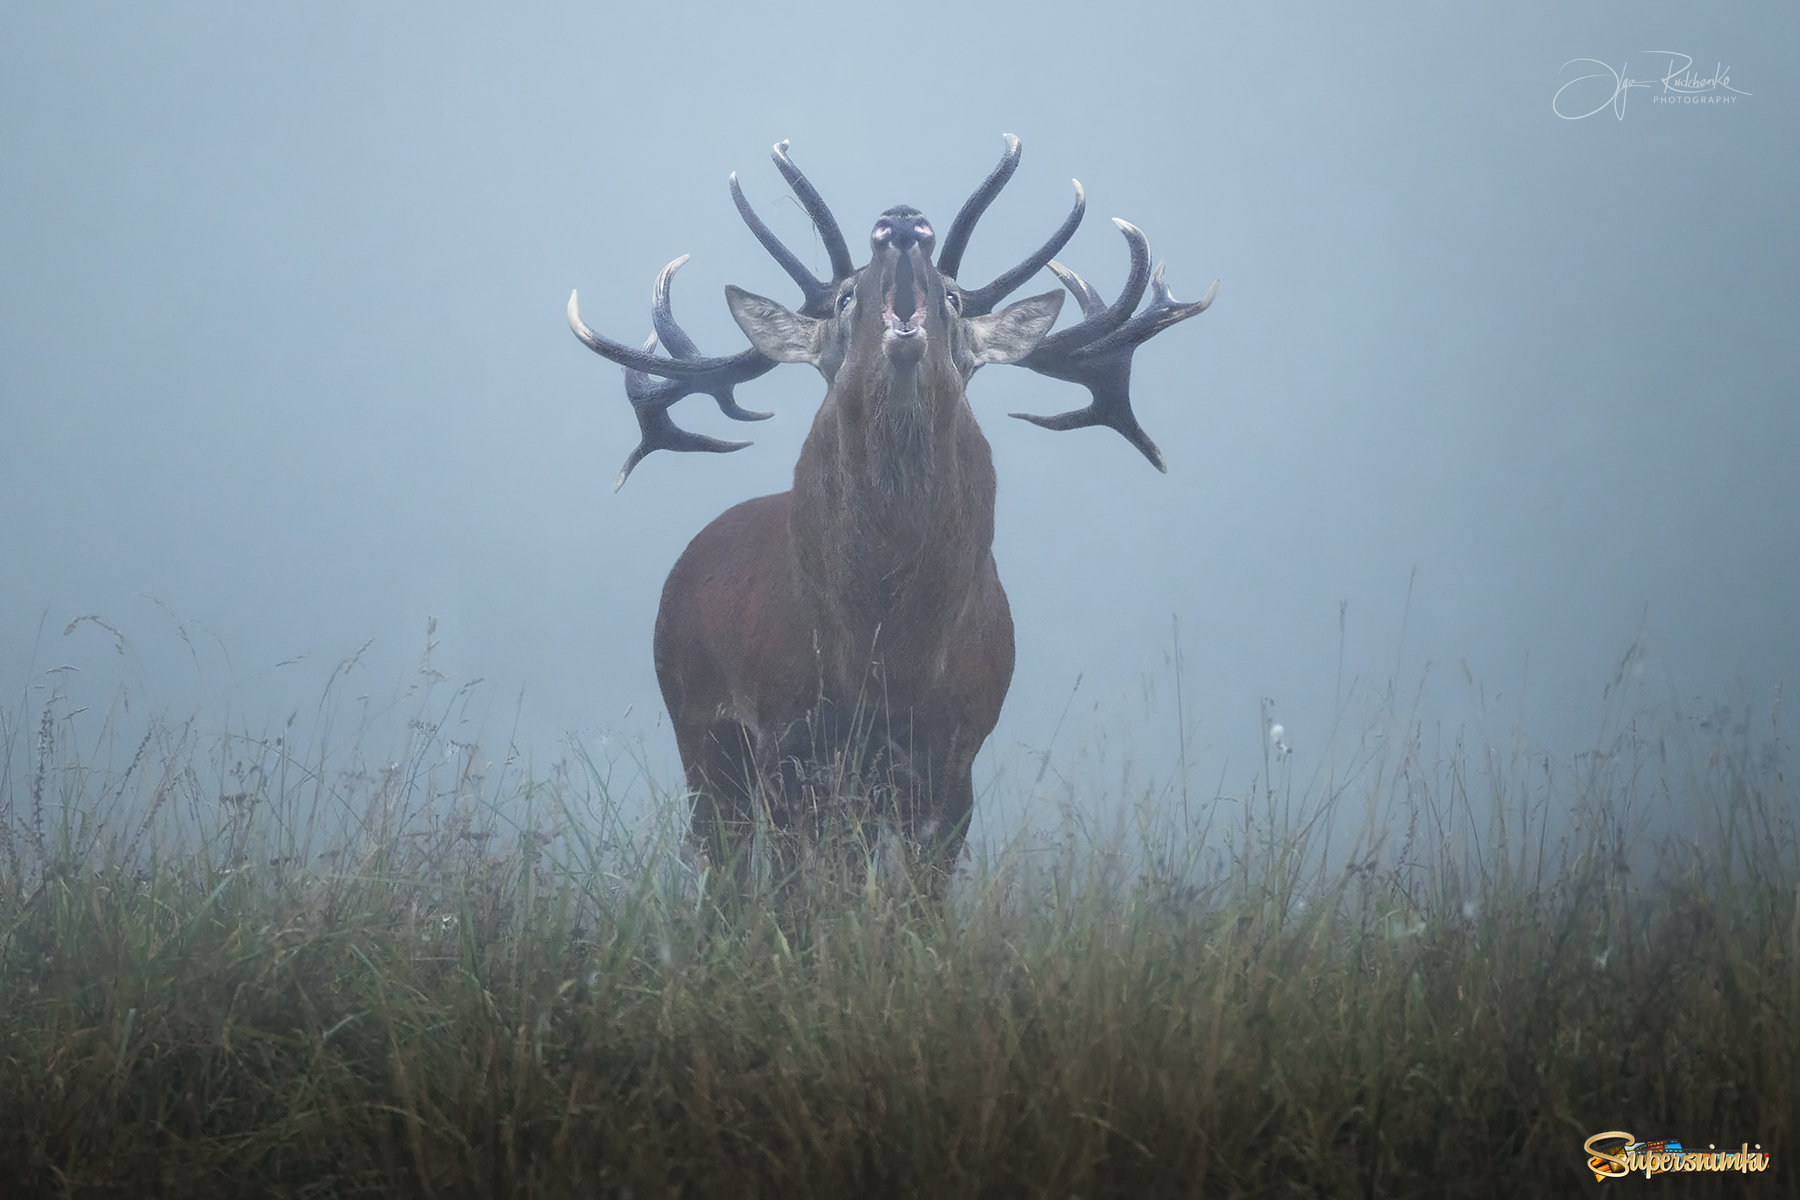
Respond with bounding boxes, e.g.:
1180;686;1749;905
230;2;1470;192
871;210;934;354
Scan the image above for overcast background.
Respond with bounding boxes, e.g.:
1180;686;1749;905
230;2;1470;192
3;3;1794;826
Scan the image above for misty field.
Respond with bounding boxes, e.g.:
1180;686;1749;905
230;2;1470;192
1;660;1794;1198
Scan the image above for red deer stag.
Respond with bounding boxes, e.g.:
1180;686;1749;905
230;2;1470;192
568;136;1215;894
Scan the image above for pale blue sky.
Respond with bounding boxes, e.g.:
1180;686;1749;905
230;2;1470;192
3;3;1795;806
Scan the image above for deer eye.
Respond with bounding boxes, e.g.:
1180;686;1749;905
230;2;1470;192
837;289;854;314
944;290;961;314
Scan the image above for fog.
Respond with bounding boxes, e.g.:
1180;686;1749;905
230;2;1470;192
4;4;1794;826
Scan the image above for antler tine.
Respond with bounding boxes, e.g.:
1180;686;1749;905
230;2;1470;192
569;288;753;379
939;134;1086;317
727;141;854;319
937;133;1021;279
1030;219;1152;357
647;254;702;358
1012;373;1168;473
615;332;759;491
1011;225;1217;473
1046;259;1107;320
569;265;778;491
652;255;771;422
770;140;854;282
958;180;1085;318
730;171;835;319
1083;263;1218;357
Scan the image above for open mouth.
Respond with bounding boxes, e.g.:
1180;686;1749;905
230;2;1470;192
883;247;926;339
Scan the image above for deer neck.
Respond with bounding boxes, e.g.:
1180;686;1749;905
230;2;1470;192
789;361;997;684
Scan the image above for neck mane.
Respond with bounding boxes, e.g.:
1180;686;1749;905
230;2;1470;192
788;359;998;691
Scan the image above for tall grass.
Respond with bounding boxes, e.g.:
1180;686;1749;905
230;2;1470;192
0;655;1793;1197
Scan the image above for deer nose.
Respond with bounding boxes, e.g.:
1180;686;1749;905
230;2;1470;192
871;213;935;258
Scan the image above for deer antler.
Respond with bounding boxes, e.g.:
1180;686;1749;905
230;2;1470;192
568;256;777;490
1011;220;1219;472
569;141;856;487
938;134;1086;317
570;137;1214;483
729;140;855;319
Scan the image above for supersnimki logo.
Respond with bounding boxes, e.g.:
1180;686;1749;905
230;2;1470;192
1583;1131;1772;1181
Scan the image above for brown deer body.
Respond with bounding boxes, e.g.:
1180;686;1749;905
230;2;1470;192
569;138;1215;892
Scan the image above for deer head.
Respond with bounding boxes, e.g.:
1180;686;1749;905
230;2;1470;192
567;135;1218;488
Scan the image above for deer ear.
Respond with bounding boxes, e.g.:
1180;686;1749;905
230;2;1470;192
726;285;821;364
966;290;1064;366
